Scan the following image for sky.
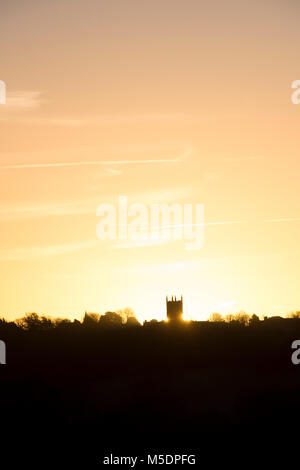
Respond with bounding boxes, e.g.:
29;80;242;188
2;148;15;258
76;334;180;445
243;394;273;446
0;0;300;322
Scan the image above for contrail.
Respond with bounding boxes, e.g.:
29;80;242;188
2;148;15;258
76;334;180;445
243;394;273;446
1;159;181;169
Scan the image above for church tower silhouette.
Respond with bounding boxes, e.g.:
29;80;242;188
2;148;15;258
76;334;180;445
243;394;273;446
166;296;183;322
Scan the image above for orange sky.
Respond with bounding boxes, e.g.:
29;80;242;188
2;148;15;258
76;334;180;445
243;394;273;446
0;0;300;322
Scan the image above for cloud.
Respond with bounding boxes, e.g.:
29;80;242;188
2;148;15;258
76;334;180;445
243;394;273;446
1;158;182;169
0;143;191;172
0;240;98;261
0;113;199;127
121;262;188;272
108;186;194;205
0;111;241;128
224;156;264;162
113;238;166;249
264;217;300;223
0;186;193;221
101;168;123;176
112;217;300;250
0;91;44;110
1;146;191;170
0;201;93;220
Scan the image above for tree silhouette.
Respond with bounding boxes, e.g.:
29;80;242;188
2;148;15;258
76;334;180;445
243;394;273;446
99;311;123;327
208;313;224;322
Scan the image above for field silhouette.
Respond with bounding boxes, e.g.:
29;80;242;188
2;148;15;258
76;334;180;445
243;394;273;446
1;311;300;466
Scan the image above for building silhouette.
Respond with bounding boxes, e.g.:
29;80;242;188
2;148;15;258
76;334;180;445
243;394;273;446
166;296;183;322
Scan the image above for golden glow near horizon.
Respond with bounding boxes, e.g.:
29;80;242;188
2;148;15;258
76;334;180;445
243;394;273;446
1;1;300;321
182;313;191;322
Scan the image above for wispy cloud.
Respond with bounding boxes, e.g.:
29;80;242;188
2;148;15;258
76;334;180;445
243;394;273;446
224;156;264;163
1;145;191;170
0;240;98;261
0;186;193;221
0;91;44;110
0;143;191;172
111;220;246;249
113;238;166;249
112;217;300;249
264;217;300;223
102;168;123;176
0;113;204;127
121;262;188;272
0;201;93;220
1;158;182;170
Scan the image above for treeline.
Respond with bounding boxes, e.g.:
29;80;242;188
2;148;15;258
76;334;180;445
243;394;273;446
208;312;259;325
1;309;300;331
208;311;300;324
0;308;140;332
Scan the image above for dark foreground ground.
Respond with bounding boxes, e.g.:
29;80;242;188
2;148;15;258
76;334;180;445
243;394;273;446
1;319;300;467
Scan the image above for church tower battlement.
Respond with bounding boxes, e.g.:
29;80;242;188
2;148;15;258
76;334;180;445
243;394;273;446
166;296;183;322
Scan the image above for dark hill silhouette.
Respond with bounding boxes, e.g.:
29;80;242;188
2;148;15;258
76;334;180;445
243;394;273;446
1;311;300;466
